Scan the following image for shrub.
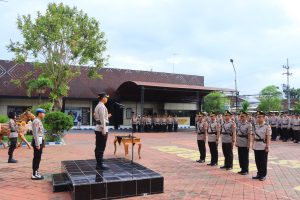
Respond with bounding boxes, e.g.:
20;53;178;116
31;102;53;114
0;115;9;123
44;111;73;142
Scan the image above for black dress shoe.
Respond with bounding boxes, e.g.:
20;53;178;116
259;177;266;181
196;159;201;163
241;171;249;175
226;167;232;170
237;171;243;174
211;163;218;166
199;160;205;163
207;163;212;166
8;159;18;163
96;164;109;170
220;166;227;169
252;175;260;179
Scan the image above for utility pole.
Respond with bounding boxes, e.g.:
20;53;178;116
282;58;292;112
230;59;238;113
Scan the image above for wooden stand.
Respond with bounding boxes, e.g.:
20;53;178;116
114;136;142;159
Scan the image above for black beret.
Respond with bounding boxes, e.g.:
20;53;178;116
239;111;248;115
98;92;109;99
210;111;217;116
224;110;232;115
198;112;206;116
256;111;266;116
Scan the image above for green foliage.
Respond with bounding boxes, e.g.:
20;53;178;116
44;111;73;142
8;2;108;110
258;85;282;112
0;115;9;123
27;77;52;96
31;102;54;114
283;87;300;100
241;101;250;112
203;92;229;113
294;102;300;114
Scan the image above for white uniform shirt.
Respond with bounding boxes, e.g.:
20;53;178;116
236;121;252;147
252;123;271;150
94;102;109;135
197;120;207;141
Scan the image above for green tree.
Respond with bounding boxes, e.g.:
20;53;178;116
203;91;229;113
44;111;73;142
283;87;300;100
240;100;250;112
294;101;300;114
258;85;282;112
8;3;108;110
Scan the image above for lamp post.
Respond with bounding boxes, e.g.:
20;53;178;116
230;59;238;113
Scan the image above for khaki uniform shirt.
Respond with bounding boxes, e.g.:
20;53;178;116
221;121;236;143
281;117;290;129
32;118;44;146
292;118;300;131
94;102;109;135
236;121;252;147
269;116;278;128
208;120;219;142
197;120;207;141
252;123;271;150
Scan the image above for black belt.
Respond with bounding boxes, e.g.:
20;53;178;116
198;132;205;135
238;135;248;138
208;132;217;135
255;139;265;142
221;132;232;136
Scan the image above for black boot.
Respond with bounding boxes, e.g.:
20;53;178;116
8;155;18;163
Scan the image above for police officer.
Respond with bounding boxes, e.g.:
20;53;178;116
173;115;178;132
293;114;300;143
207;112;220;166
31;108;46;180
94;92;110;170
161;115;167;132
269;112;278;141
8;112;18;163
252;111;271;181
289;114;295;141
167;115;173;132
196;112;208;163
280;113;290;142
220;110;236;170
236;111;252;175
131;113;137;133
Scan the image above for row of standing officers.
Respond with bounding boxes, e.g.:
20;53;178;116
131;114;179;132
196;110;271;181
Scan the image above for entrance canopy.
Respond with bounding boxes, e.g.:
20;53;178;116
117;81;233;102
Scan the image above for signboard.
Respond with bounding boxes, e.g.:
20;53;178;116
177;117;190;125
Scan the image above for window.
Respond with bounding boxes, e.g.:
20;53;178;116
126;108;132;119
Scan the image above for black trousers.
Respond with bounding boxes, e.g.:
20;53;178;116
32;139;44;173
167;124;173;132
282;128;288;141
222;143;233;168
8;137;17;158
132;124;136;133
278;128;283;139
238;147;249;172
95;131;108;165
289;128;294;140
197;140;206;160
208;142;218;164
132;124;137;133
137;125;141;132
254;150;268;177
271;127;277;140
174;124;178;132
162;124;167;132
294;130;300;142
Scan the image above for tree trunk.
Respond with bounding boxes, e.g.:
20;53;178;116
54;96;63;111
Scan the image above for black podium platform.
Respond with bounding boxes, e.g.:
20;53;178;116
52;158;164;200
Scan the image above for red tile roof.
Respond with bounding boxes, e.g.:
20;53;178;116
0;60;231;99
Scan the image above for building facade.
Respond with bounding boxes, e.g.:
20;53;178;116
0;60;232;126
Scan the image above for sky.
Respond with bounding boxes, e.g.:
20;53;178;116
1;0;300;96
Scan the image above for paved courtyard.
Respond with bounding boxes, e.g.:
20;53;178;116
0;131;300;200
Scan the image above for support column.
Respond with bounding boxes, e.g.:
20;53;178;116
196;91;200;112
140;86;145;132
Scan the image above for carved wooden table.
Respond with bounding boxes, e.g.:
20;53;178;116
113;135;142;159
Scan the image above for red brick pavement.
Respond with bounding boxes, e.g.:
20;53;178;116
0;132;300;200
